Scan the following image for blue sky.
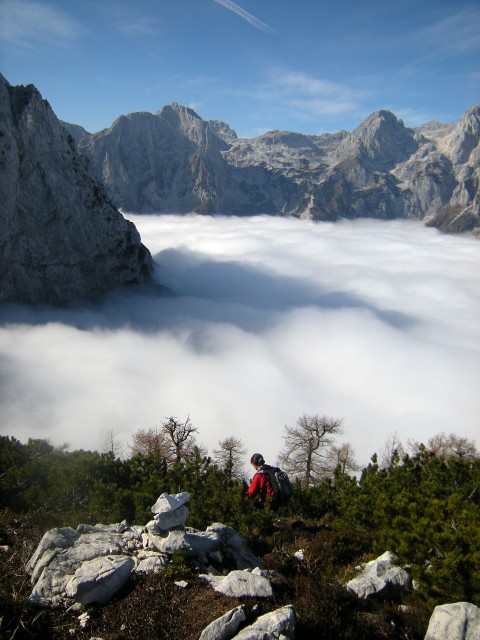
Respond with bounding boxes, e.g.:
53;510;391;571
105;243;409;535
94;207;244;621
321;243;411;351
0;0;479;137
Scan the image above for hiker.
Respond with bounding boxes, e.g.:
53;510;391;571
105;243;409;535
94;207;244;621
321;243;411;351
246;453;278;510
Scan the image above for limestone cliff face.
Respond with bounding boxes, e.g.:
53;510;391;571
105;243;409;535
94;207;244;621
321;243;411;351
67;99;480;234
0;75;153;305
75;103;231;214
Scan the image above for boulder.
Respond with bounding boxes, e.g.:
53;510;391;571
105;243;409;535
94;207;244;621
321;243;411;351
346;551;412;600
147;505;189;532
185;529;222;566
65;555;135;604
134;550;169;574
199;605;246;640
424;602;480;640
149;492;190;531
205;523;265;570
147;529;190;555
28;525;144;606
182;524;264;572
201;568;273;599
233;605;296;640
26;527;79;573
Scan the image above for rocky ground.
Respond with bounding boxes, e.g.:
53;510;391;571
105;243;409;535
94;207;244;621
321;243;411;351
0;510;432;639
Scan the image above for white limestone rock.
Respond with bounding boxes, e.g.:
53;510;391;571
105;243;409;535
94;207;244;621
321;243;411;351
27;527;79;573
233;605;296;640
151;492;190;515
148;504;189;531
205;523;265;570
134;550;169;574
199;605;246;640
201;568;272;599
27;525;144;606
25;492;266;608
346;551;412;600
65;555;135;604
184;529;222;567
424;602;480;640
147;529;190;555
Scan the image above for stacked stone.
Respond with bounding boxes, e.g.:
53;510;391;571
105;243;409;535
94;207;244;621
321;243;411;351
144;492;191;556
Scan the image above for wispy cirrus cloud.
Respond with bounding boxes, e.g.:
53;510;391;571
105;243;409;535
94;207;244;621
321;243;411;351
261;68;368;122
213;0;274;33
0;0;85;48
115;17;161;37
416;7;480;56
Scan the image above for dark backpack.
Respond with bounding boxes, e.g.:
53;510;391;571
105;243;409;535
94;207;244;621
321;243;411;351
261;467;294;503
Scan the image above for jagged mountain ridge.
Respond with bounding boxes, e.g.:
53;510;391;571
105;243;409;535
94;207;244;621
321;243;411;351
63;100;480;233
0;75;153;305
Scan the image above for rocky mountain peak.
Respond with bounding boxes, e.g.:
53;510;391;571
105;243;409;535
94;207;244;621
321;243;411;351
7;81;38;124
0;75;153;305
156;102;202;127
333;109;419;170
415;120;455;142
442;103;480;165
208;119;238;144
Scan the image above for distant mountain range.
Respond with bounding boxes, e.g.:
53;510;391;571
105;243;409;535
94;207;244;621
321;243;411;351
64;101;480;234
1;72;478;305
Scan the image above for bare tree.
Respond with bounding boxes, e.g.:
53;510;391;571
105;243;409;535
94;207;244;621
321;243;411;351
162;415;198;464
213;436;247;480
329;442;360;476
100;428;124;458
379;431;405;469
409;432;478;461
129;426;170;459
278;414;344;487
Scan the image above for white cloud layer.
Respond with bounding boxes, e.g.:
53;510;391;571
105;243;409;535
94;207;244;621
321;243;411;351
0;216;479;469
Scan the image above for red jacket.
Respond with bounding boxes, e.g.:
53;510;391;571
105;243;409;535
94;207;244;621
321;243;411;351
247;465;276;507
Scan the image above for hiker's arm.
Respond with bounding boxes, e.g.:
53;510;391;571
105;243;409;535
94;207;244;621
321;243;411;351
247;474;261;498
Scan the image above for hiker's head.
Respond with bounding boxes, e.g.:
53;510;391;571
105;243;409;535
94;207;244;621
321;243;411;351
250;453;265;468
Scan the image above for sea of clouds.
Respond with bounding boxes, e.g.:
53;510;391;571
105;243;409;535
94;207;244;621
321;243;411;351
0;214;479;469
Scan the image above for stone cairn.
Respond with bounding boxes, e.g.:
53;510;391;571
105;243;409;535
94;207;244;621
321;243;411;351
26;492;296;640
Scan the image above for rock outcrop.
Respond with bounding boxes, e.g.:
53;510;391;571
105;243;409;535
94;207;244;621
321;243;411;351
0;74;153;305
424;601;480;640
233;605;296;640
26;492;265;607
200;567;273;598
62;94;480;234
346;551;412;600
199;604;296;640
26;491;296;639
199;605;246;640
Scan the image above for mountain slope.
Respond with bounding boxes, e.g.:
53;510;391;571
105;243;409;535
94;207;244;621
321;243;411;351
0;75;153;305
